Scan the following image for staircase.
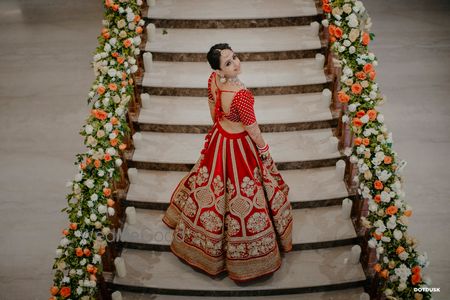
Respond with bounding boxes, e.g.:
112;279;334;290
106;0;370;298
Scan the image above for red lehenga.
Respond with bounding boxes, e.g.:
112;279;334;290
162;71;293;282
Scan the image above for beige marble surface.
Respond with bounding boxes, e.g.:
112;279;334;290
132;128;340;164
145;26;321;53
120;288;366;300
114;245;366;290
138;92;332;125
142;59;328;88
121;205;357;246
147;0;317;20
126;167;349;205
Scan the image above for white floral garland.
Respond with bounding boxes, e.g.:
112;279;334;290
321;0;432;299
50;0;144;299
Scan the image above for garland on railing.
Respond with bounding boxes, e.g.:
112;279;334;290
49;0;144;299
321;1;432;299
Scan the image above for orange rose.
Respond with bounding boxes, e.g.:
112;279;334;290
75;247;83;257
338;91;350;103
385;205;398;216
110;117;119;125
104;153;112;161
107;198;115;207
362;32;370;46
369;71;376;81
328;25;335;36
83;248;91;257
323;0;329;4
352;117;363;127
363;63;374;73
362;138;370;146
90;274;97;281
334;27;343;39
119;143;127;150
50;286;59;296
356;110;365;118
136;26;143;34
374;180;383;190
80;162;86;170
373;232;383;240
123;39;132;48
121;80;128;87
104;0;112;7
380;269;389;279
411;272;421;285
92;109;107;120
86;264;95;273
404;210;412;217
374;194;381;203
128;78;134;85
323;3;331;13
373;263;382;272
356;71;367;80
108;83;117;91
60;286;71;298
354;137;362;146
99;246;106;256
117;57;125;64
110;138;118;146
112;4;119;11
351;83;363;94
134;15;141;23
113;129;119;135
86;157;92;165
97;86;106;95
330;36;336;43
111;52;119;58
367;109;377;121
412;266;421;274
102;31;110;39
69;223;77;230
94;159;102;168
62;229;69;236
396;246;405;254
103;188;111;197
384;156;392;164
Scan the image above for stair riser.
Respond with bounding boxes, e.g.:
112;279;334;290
127;156;345;172
138;82;332;97
142;15;323;29
140;48;326;62
134;119;338;133
121;195;355;211
108;280;367;297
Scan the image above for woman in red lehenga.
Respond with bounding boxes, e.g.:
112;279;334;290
162;43;293;283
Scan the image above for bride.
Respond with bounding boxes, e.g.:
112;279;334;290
162;43;293;283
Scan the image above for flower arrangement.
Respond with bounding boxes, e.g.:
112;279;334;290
321;0;432;299
49;0;144;299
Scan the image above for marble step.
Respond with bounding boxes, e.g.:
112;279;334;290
139;59;331;96
120;206;357;251
136;92;337;133
111;245;367;296
119;288;367;300
123;166;352;210
128;129;343;171
143;26;325;61
143;0;321;28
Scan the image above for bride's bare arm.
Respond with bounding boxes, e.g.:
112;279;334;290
244;122;266;149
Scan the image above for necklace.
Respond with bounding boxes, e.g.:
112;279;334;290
225;76;246;89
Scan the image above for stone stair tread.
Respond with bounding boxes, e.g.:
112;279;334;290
132;129;340;164
120;288;367;300
139;93;333;125
145;26;321;53
126;167;349;206
147;0;318;20
121;206;356;247
142;59;327;88
113;245;366;293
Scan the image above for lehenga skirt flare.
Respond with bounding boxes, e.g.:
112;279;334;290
162;120;293;282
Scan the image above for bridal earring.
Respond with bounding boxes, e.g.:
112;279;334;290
218;73;227;83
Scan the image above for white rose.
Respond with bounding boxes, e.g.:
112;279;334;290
98;170;105;177
85;125;93;134
133;36;142;46
106;147;116;156
107;68;116;77
115;107;124;116
126;12;135;22
104;43;111;52
117;19;126;29
98;204;107;214
130;65;138;73
109;37;117;46
109;132;117;140
119;30;127;38
102;97;110;107
84;179;94;189
115;158;123;167
108;207;115;216
104;123;113;132
75;173;83;182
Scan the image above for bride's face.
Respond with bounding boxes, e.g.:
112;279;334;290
219;49;241;78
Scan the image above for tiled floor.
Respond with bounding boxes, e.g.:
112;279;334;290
0;0;448;299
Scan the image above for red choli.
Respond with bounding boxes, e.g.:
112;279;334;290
207;72;257;126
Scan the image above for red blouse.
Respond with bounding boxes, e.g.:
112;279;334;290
207;72;257;126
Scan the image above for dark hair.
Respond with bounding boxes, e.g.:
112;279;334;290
206;43;233;70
